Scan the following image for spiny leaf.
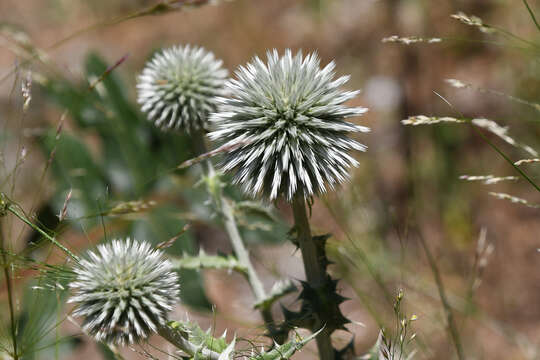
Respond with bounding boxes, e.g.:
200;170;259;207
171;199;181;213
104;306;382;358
171;249;248;275
234;201;278;223
164;321;319;360
254;280;296;311
297;277;350;333
248;329;322;360
168;320;230;355
281;233;349;339
218;338;236;360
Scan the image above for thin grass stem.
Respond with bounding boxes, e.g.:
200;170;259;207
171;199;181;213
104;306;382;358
416;231;465;360
2;197;79;262
0;223;18;359
523;0;540;33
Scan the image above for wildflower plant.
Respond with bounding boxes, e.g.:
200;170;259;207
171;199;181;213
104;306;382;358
361;291;417;360
137;43;289;345
69;238;180;345
4;0;538;358
137;47;369;359
209;49;369;360
209;49;369;200
137;45;228;133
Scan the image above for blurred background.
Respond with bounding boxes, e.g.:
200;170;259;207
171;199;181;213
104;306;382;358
1;0;539;359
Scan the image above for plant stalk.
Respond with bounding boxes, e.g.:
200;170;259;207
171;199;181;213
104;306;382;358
291;195;334;360
0;223;18;360
3;199;79;263
417;232;465;360
191;131;278;339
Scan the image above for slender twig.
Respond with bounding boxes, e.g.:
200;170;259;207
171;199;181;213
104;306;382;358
191;131;278;339
417;231;465;360
291;195;334;360
320;197;394;305
523;0;540;33
472;125;540;193
1;195;79;262
0;223;18;360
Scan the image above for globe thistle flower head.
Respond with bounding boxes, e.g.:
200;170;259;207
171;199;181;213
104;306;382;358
137;45;228;133
69;238;180;345
209;49;369;201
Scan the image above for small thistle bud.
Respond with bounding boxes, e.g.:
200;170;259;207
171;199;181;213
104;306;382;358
209;49;369;201
137;45;228;133
69;239;180;345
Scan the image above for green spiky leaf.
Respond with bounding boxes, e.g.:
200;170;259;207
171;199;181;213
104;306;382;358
162;321;319;360
254;280;296;311
171;250;247;275
281;233;350;337
248;329;322;360
162;320;231;360
234;201;278;223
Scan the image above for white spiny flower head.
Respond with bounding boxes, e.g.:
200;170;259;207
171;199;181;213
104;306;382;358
208;49;369;201
68;238;180;345
137;45;228;133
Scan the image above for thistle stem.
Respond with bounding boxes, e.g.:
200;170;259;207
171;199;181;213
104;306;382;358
191;131;278;339
291;195;334;360
220;194;266;300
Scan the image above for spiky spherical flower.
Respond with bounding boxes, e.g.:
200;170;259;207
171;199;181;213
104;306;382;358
208;49;369;201
137;45;228;133
69;238;180;345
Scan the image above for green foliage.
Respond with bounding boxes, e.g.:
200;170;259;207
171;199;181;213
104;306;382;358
164;320;320;360
38;52;213;309
360;291;417;360
40;53;193;198
170;320;230;355
172;249;247;275
0;278;75;359
254;280;296;311
249;330;321;360
282;234;350;335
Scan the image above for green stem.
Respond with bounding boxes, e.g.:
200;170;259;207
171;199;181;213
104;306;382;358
417;232;465;360
2;196;79;262
0;223;18;360
291;195;334;360
471;126;540;193
523;0;540;33
220;195;266;301
191;131;279;339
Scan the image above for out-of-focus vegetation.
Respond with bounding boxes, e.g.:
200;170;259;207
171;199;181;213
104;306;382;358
0;0;539;359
